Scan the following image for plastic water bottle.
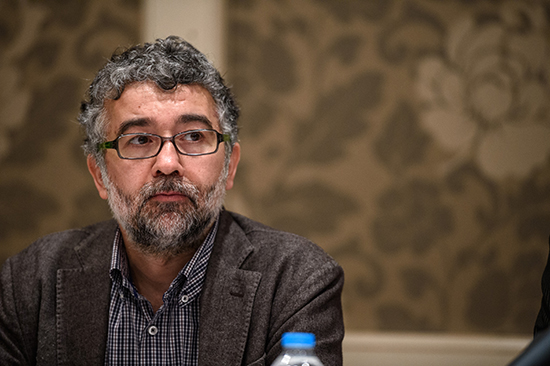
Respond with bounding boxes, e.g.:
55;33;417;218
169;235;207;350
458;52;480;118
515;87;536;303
271;332;324;366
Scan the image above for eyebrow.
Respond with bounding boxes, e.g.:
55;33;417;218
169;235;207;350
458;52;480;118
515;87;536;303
178;114;214;129
117;118;150;136
116;114;215;136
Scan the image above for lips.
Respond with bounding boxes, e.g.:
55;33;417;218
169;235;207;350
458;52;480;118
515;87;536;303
151;191;187;202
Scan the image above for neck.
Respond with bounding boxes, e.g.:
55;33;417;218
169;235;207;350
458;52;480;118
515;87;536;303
122;234;197;313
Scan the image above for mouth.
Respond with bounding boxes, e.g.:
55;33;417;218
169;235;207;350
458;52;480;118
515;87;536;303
150;191;188;203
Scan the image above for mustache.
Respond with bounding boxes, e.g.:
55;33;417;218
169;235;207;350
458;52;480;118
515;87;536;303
139;175;200;208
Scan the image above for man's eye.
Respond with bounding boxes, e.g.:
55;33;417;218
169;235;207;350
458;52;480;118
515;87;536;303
128;135;153;145
183;132;205;142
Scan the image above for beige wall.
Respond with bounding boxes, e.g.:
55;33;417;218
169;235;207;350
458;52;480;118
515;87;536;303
342;332;529;366
1;0;550;339
143;0;226;70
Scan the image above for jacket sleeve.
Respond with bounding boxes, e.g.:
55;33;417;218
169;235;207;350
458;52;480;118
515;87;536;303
535;239;550;336
0;258;31;365
265;260;345;366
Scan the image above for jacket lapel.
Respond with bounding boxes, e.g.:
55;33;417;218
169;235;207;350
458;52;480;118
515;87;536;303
199;212;262;366
56;221;115;365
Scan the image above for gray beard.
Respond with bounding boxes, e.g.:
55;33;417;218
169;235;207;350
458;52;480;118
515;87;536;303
102;170;227;257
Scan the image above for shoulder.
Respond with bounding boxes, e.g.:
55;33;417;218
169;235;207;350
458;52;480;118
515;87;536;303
220;210;342;276
224;210;326;250
2;219;117;274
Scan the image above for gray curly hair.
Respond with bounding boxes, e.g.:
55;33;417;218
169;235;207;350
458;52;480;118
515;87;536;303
78;36;239;167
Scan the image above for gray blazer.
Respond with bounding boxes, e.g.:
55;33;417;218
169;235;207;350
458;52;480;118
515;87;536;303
0;210;344;365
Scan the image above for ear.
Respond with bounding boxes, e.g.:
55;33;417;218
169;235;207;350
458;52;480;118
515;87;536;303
87;155;109;200
225;142;240;191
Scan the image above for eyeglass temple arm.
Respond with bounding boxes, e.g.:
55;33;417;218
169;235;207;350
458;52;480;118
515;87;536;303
220;134;231;143
97;141;116;150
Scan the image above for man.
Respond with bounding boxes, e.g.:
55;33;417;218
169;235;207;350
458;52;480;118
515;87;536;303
0;36;344;365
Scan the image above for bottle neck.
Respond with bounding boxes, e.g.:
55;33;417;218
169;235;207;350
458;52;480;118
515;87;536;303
282;347;316;356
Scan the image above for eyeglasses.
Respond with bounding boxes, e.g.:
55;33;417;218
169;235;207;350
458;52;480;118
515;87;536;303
98;129;231;160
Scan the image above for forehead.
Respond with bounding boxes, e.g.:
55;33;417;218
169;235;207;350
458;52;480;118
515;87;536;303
103;81;219;136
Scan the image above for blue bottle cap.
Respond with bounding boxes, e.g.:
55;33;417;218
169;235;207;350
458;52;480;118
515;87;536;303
281;332;316;348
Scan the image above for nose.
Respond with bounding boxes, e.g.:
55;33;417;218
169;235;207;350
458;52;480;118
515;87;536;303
151;140;184;177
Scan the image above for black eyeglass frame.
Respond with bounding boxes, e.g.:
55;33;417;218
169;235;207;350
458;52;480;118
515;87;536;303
97;129;231;160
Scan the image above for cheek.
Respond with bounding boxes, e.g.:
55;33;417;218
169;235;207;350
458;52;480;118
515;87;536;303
187;157;226;186
105;159;149;192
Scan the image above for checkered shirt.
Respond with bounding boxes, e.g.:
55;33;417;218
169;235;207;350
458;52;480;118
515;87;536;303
104;220;217;365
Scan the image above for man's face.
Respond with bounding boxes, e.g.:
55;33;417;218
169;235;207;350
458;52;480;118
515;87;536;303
87;82;240;256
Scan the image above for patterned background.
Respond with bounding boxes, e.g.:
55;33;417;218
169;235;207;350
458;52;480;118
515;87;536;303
0;0;138;276
2;0;550;336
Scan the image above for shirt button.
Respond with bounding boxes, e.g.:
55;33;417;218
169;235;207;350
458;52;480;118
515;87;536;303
181;295;189;303
148;326;158;336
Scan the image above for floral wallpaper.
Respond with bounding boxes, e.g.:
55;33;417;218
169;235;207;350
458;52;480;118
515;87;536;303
224;0;550;335
0;1;139;263
1;0;550;337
